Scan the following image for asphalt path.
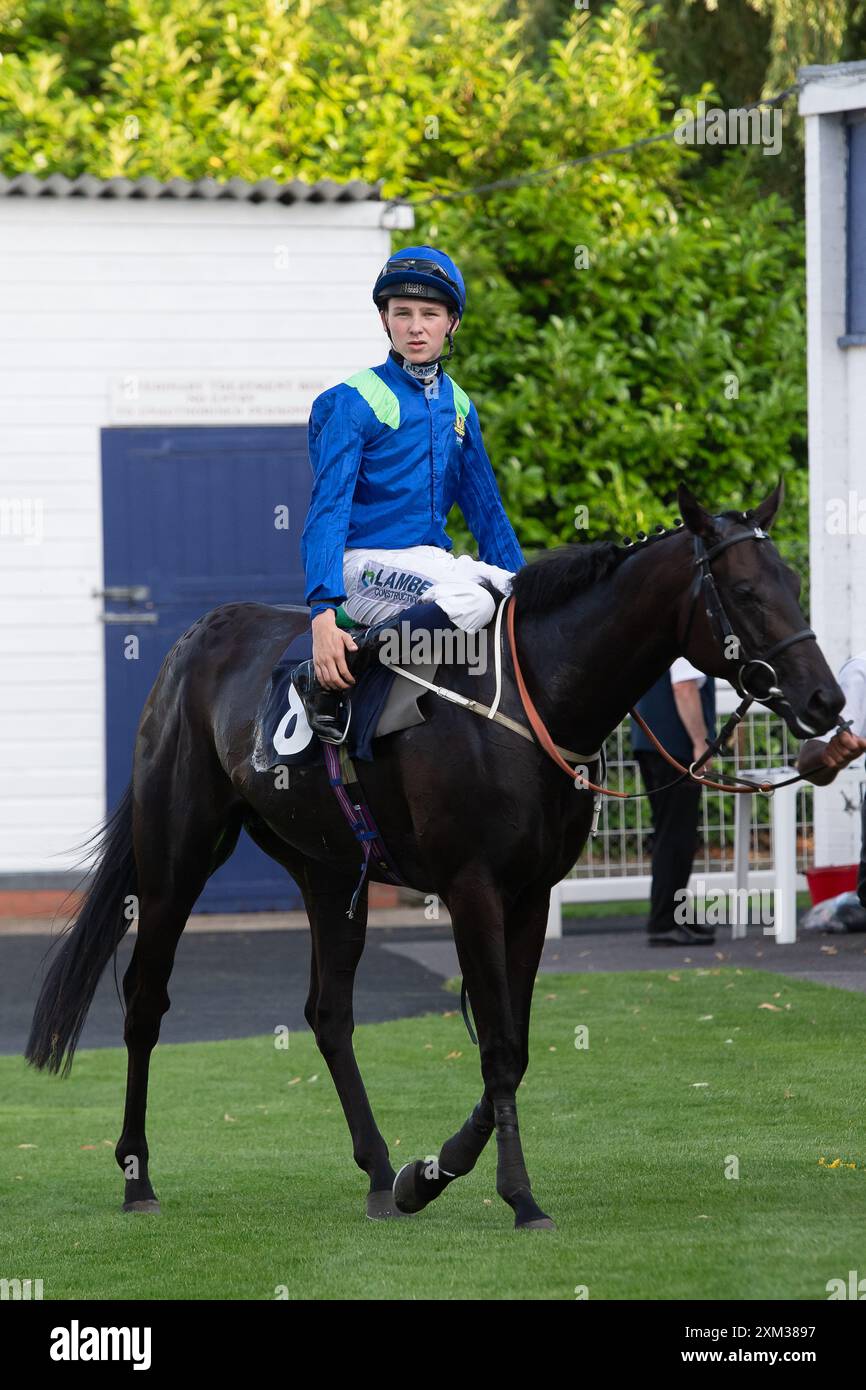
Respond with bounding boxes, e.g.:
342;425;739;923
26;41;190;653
4;917;864;1057
2;927;451;1057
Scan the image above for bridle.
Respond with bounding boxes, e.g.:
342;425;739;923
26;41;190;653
678;526;816;723
506;521;845;799
657;524;819;789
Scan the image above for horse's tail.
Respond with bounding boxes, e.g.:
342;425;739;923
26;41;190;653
26;782;138;1076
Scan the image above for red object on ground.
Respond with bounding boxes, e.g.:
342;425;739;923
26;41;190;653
368;883;400;909
0;889;82;919
806;865;858;905
0;885;401;918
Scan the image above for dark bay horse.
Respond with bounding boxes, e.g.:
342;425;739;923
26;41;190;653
26;481;843;1229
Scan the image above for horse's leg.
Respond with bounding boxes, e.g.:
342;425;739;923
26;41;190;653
238;817;399;1218
396;881;551;1212
504;882;553;1108
394;873;554;1229
116;781;242;1213
301;861;404;1220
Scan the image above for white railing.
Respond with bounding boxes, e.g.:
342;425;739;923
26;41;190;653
546;683;814;942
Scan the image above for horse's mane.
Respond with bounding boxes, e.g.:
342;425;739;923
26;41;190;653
510;540;627;615
511;510;751;616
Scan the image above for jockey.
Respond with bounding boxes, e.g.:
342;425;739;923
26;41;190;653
292;245;525;743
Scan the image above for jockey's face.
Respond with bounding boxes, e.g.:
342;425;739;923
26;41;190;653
380;297;460;363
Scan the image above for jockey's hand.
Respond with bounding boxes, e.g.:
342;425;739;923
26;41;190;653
311;609;358;691
797;730;866;786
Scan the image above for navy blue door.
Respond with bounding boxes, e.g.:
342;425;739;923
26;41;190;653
101;426;312;912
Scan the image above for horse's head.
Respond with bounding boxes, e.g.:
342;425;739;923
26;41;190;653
675;479;844;738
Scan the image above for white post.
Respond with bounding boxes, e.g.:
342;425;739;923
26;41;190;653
800;65;866;871
731;767;798;942
732;792;751;940
545;883;562;939
768;768;799;944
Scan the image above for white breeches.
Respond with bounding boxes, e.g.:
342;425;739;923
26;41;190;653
341;544;515;632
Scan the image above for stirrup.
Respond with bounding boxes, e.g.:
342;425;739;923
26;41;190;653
312;701;352;746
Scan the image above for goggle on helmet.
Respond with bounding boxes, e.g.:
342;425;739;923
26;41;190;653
372;251;466;320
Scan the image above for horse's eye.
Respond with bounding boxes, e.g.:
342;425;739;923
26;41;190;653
732;584;757;603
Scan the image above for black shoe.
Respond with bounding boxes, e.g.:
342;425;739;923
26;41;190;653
291;615;398;745
648;925;716;946
291;659;352;744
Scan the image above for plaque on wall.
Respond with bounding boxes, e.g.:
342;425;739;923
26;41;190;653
108;371;334;424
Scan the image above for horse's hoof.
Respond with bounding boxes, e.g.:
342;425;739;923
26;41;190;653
122;1199;161;1214
366;1189;407;1220
516;1215;557;1231
393;1160;426;1214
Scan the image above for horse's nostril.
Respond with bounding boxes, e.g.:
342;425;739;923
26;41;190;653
805;686;845;728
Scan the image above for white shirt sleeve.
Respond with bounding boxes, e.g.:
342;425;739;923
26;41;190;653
670;656;706;688
815;653;866;742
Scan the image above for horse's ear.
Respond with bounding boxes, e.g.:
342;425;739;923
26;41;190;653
677;482;718;540
749;477;784;531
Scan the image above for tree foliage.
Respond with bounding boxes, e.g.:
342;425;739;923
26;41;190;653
0;0;836;587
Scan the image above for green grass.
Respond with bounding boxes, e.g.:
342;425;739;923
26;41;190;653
2;969;864;1300
562;898;650;918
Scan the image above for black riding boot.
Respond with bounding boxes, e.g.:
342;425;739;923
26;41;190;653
291;615;399;745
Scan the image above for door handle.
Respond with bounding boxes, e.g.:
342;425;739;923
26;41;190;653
100;612;158;624
92;585;151;602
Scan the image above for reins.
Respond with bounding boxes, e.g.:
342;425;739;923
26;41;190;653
505;523;849;800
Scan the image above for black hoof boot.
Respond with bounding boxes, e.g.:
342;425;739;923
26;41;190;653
393;1159;457;1214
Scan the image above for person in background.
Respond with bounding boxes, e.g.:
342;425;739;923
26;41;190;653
796;649;866;909
630;658;716;946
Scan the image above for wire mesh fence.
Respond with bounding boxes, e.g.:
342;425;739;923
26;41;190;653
569;702;814;884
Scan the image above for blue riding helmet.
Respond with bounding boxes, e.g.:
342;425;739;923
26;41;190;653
373;245;466;320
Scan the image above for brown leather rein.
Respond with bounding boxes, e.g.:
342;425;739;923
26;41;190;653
505;594;780;798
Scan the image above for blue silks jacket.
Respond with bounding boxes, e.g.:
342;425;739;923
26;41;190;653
301;352;525;617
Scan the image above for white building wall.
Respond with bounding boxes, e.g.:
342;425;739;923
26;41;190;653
801;65;866;866
0;196;409;875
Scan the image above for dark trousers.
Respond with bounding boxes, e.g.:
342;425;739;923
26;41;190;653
636;750;703;934
859;797;866;912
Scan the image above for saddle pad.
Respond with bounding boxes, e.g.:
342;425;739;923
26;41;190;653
253;601;457;770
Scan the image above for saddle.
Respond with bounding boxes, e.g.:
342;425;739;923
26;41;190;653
254;601;462;918
253;600;456;773
291;605;391;745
